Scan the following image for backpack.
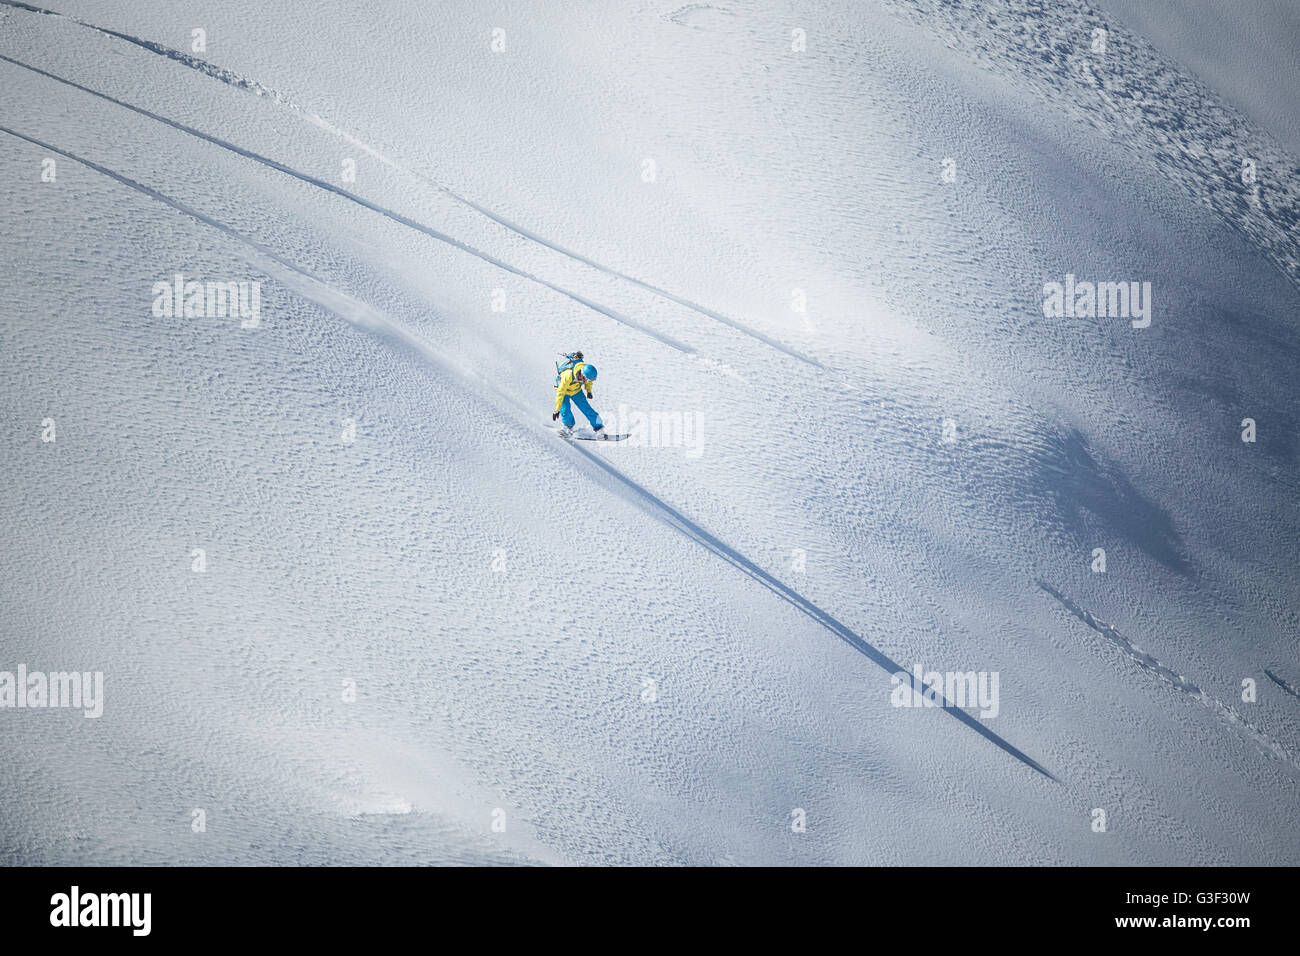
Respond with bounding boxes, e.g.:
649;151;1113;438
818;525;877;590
554;351;584;387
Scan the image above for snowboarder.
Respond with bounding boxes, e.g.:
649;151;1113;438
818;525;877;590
552;351;605;439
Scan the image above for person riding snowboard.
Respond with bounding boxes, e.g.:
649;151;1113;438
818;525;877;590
552;350;606;439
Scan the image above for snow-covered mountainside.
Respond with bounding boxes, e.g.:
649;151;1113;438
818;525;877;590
1;0;1297;865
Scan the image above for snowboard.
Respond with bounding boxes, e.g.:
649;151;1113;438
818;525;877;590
549;425;629;442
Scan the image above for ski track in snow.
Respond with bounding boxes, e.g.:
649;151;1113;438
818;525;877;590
0;122;529;429
0;118;1055;783
0;53;695;358
1037;580;1300;776
0;0;823;369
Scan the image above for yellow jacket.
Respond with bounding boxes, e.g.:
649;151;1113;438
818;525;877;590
554;367;593;412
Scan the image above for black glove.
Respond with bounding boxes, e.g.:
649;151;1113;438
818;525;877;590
552;412;560;421
586;389;593;400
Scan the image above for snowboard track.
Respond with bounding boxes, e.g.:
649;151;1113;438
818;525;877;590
0;52;694;358
0;0;823;369
1037;580;1300;776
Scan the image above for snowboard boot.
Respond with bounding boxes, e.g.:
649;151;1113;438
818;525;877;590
593;426;608;440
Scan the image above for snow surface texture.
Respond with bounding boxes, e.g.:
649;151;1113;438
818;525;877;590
1;0;1297;865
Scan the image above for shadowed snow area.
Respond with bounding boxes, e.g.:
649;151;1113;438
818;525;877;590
1;0;1297;864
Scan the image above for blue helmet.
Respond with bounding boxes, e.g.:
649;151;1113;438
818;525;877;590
580;364;597;381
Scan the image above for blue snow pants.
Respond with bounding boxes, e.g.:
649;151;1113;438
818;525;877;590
559;391;603;430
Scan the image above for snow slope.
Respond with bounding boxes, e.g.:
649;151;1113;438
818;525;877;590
1;0;1297;864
